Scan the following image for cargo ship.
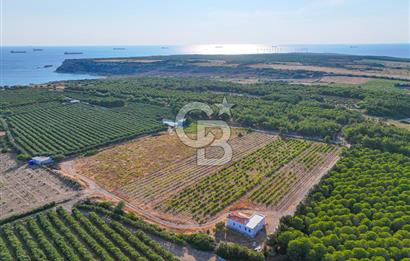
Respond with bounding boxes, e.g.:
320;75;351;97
10;50;26;53
33;48;43;51
113;48;125;50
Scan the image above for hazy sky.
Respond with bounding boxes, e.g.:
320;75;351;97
1;0;409;46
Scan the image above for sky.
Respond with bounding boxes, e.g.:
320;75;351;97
1;0;409;46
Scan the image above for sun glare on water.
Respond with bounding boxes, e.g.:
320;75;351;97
184;44;280;55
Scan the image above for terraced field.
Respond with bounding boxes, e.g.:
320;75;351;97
5;102;170;156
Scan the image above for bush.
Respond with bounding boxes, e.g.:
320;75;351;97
216;242;264;261
114;201;126;215
51;154;64;161
83;150;97;157
179;233;216;251
17;153;31;161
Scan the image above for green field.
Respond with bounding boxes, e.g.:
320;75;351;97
5;102;171;156
0;206;180;261
0;88;63;109
249;142;339;206
165;138;338;223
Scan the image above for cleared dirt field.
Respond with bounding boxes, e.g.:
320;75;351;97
387;119;410;131
75;132;196;191
75;127;245;191
249;63;410;80
116;132;276;207
193;60;240;68
319;76;370;85
0;153;80;219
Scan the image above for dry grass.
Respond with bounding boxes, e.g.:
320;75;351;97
319;76;370;85
249;63;410;80
193;60;239;68
76;132;196;191
76;127;245;191
387;120;410;131
95;59;161;63
0;153;79;219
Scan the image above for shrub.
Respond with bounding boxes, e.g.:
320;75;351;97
17;153;31;161
216;242;264;261
179;233;216;251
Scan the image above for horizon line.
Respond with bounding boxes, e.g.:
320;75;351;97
2;42;410;47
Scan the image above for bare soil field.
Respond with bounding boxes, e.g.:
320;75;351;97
75;128;245;191
193;60;239;68
116;132;276;208
387;119;410;131
0;153;80;219
75;131;196;190
319;76;370;85
249;63;410;80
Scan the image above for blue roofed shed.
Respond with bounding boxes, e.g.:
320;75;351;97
28;156;54;166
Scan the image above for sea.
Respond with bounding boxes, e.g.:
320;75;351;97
1;43;409;86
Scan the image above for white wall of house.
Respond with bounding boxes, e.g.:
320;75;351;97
226;215;265;238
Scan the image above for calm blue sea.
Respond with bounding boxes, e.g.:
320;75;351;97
1;44;409;86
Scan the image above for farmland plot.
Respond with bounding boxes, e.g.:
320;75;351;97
6;102;170;156
164;138;340;224
0;207;180;261
76;132;196;190
249;142;341;207
115;132;276;209
0;154;80;219
75;127;246;190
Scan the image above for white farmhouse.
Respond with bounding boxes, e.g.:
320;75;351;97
226;212;265;237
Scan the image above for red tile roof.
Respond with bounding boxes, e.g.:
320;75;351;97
227;212;250;225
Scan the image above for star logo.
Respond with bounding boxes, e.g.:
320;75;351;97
215;97;234;117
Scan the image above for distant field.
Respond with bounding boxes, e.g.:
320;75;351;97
0;88;63;108
5;102;170;156
248;62;410;81
387;119;410;131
